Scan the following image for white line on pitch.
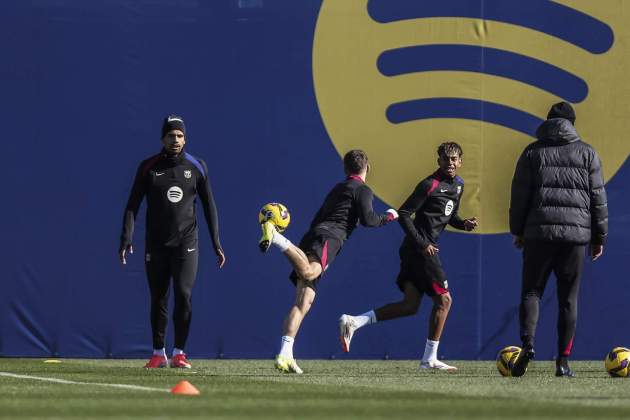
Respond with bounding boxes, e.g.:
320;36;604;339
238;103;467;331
0;372;170;393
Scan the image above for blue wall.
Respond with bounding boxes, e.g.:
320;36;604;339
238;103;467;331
2;0;629;360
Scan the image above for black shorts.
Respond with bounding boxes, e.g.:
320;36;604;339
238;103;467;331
396;246;449;297
289;229;343;287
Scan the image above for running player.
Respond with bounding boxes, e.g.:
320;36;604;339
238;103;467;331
338;142;477;371
119;115;226;369
259;149;398;374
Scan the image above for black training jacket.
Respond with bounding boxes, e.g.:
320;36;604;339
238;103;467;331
308;176;392;241
510;118;608;245
120;149;222;253
398;170;466;252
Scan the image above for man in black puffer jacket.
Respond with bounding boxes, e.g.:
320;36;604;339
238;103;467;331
509;102;608;377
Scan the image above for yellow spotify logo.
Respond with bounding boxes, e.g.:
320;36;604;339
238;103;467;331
313;1;630;234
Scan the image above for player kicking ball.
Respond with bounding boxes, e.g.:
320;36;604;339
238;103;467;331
339;142;478;371
259;149;398;374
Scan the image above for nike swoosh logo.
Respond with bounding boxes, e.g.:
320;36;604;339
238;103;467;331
187;248;196;252
440;189;448;193
156;172;165;176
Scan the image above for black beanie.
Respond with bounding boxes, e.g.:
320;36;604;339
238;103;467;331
161;115;186;137
547;102;576;124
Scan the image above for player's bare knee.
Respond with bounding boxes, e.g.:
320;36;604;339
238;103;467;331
436;293;452;310
302;270;319;282
444;293;453;308
295;267;309;280
296;266;318;281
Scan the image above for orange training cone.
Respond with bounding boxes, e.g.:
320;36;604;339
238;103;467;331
171;380;200;396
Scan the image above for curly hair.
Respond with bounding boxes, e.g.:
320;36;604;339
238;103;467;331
437;142;463;158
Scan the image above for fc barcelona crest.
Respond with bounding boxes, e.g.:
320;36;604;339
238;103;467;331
184;170;191;179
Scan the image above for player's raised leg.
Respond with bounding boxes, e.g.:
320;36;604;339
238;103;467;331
259;222;323;281
339;282;421;352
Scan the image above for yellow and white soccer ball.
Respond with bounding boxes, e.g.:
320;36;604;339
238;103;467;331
605;347;630;377
259;202;291;232
496;346;522;377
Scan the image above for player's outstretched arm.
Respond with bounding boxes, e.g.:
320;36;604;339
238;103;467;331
356;186;397;227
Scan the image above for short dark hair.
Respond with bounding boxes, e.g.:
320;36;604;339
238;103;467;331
343;149;369;175
437;142;463;158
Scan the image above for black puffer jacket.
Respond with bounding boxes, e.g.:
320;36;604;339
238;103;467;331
510;118;608;245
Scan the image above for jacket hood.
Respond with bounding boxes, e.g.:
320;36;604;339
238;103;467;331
535;118;580;145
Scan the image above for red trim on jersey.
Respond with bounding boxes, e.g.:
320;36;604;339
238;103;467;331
427;179;439;195
320;240;329;271
347;175;365;183
562;336;574;356
431;281;448;295
141;154;161;177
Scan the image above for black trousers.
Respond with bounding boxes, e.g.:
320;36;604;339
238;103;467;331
145;242;198;350
519;241;585;358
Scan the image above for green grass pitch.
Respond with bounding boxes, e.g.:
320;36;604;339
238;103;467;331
1;359;630;419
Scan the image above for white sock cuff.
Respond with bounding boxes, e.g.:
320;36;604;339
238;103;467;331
172;348;185;356
279;336;295;359
367;310;377;324
422;339;439;362
272;231;292;252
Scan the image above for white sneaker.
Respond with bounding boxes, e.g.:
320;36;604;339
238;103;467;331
420;359;457;371
339;314;357;353
275;355;304;374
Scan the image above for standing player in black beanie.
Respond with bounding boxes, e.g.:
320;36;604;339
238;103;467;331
120;115;226;368
510;102;607;377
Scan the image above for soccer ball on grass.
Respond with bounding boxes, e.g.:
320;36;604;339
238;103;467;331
496;346;522;377
605;347;630;377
